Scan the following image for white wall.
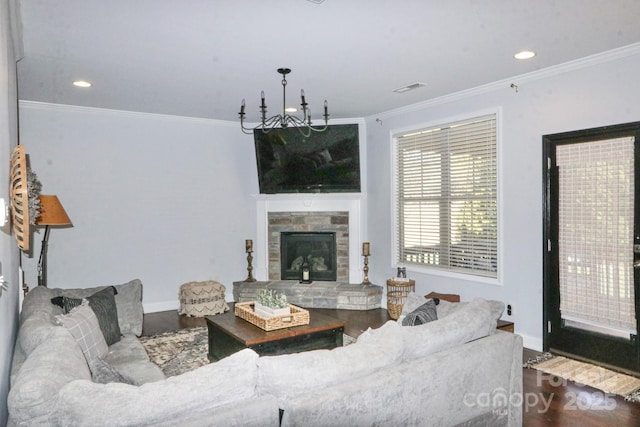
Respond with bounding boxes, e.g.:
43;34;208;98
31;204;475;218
365;47;640;350
19;103;258;311
0;0;22;424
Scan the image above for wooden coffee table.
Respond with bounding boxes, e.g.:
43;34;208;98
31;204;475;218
205;303;346;361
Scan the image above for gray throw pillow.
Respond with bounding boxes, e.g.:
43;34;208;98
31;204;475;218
89;357;136;385
55;301;109;364
52;286;122;345
402;299;438;326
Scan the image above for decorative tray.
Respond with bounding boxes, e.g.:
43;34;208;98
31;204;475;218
234;301;310;331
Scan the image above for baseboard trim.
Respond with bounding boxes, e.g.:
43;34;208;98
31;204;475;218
519;333;543;352
143;300;180;313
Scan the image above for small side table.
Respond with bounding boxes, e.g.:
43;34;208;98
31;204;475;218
497;319;514;332
386;279;415;320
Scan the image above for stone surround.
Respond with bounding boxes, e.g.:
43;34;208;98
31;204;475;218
254;194;364;284
233;280;382;310
268;211;349;281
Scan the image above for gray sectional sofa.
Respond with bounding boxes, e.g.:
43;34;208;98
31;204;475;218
8;279;523;426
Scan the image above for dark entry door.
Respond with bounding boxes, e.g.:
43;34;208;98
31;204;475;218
543;121;640;372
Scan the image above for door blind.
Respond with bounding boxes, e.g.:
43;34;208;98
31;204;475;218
556;136;636;333
394;114;497;277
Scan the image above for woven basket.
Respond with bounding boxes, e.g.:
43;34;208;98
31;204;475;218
387;291;406;320
386;279;415;320
235;301;310;331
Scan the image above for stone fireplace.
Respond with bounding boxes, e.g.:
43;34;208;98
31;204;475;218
232;194;382;310
268;212;348;281
253;194;364;283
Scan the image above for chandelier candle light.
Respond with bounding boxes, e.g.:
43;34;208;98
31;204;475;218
239;68;329;137
362;242;370;285
245;239;256;282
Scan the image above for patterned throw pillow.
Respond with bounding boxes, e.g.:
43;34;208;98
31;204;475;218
402;299;438;326
56;300;108;364
52;286;122;345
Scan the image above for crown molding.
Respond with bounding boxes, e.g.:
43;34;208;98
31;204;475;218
370;42;640;121
18;100;239;127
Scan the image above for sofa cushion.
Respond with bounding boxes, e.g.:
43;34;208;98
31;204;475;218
112;279;144;336
400;298;495;361
55;301;109;364
7;327;92;425
16;311;58;356
103;335;166;384
257;320;403;403
52;286;122;345
437;299;505;330
47;278;144;336
402;299;438;326
89;357;136;385
55;349;260;426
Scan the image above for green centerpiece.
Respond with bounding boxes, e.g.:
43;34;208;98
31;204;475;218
255;289;290;318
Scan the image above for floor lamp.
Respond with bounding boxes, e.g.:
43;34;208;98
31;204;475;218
37;195;72;287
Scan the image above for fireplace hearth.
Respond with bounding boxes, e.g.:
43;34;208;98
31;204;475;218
280;232;337;281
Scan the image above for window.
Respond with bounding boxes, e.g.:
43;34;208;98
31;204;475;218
393;113;498;278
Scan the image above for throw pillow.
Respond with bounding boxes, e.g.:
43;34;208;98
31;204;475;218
402;299;438;326
89;357;136;385
396;292;440;324
55;300;108;364
52;286;122;345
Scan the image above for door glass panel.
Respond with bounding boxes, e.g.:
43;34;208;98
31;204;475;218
556;136;636;335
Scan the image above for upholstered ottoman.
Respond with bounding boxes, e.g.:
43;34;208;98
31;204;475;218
178;281;230;317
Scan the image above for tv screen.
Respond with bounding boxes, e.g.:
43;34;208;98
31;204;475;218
254;124;361;194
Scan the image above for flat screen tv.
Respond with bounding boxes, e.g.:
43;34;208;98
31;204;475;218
254;124;361;194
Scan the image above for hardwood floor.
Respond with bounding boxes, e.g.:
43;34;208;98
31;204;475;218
143;310;640;426
521;348;640;426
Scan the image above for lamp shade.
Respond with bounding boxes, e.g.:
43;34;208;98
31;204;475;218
36;195;72;226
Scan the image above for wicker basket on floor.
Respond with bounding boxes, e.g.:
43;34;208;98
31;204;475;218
386;279;415;320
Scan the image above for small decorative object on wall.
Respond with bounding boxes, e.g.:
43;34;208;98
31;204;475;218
362;242;370;285
299;259;311;284
10;145;43;251
244;239;256;282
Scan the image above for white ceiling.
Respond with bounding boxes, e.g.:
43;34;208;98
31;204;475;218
15;0;640;123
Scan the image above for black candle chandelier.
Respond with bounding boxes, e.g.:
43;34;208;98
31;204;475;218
239;67;329;137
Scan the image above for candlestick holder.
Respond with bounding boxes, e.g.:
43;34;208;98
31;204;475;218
362;254;370;285
245;249;256;282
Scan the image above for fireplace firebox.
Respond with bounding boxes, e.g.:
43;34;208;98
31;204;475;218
280;232;337;281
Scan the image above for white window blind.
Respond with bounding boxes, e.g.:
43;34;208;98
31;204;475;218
557;136;636;333
394;114;497;277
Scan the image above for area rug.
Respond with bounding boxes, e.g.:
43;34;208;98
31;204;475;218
525;352;640;402
139;326;209;377
140;326;356;377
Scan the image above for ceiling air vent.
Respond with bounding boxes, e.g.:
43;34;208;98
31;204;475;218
393;82;426;93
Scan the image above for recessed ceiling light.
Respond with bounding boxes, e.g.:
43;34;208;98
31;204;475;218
285;107;298;113
514;51;536;60
72;80;92;88
393;82;426;93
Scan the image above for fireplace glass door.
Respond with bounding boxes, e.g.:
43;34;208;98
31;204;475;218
281;232;337;281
